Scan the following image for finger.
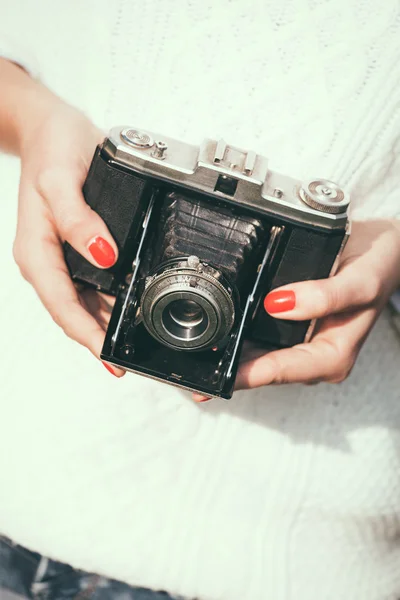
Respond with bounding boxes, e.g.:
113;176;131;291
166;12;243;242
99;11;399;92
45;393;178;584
239;340;270;363
15;183;124;376
192;393;211;403
102;361;124;378
34;244;124;376
79;289;116;330
236;342;332;389
16;238;124;377
36;251;125;378
37;167;118;269
263;260;380;321
236;308;376;389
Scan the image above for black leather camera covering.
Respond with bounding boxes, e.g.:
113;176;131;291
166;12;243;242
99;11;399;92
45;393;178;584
64;145;151;294
249;226;344;347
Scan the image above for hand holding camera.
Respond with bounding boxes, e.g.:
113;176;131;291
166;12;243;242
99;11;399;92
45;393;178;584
5;63;123;376
231;219;400;395
8;71;400;394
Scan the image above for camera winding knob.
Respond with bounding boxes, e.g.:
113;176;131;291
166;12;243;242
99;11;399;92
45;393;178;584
299;179;349;214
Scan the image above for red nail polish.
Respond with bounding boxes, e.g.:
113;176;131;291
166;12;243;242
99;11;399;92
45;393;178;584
88;236;116;268
264;290;296;314
193;395;211;403
103;362;117;376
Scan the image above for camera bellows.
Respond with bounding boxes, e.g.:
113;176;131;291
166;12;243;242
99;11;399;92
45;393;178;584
156;192;266;290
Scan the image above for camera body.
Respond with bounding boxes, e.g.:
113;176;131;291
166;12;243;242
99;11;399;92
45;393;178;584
64;127;350;398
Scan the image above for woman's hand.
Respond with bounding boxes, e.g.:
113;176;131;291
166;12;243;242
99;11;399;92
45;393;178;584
193;220;400;401
10;78;124;375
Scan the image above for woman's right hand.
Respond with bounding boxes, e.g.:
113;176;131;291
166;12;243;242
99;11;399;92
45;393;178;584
12;87;124;376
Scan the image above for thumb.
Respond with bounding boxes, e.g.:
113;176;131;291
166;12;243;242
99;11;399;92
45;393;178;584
263;262;380;321
38;167;118;269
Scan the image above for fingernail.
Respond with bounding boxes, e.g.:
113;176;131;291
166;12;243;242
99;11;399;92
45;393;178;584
193;395;211;403
264;290;296;314
102;361;117;377
88;236;116;268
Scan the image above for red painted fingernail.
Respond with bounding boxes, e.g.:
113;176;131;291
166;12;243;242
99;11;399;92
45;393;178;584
88;236;116;268
103;362;117;377
264;290;296;314
193;395;211;403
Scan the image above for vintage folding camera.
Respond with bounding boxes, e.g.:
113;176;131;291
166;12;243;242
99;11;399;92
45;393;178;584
64;127;350;398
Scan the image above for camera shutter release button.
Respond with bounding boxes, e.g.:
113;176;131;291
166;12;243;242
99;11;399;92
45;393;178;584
121;128;154;148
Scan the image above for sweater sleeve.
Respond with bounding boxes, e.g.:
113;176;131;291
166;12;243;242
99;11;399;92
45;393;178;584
0;32;39;78
348;112;400;221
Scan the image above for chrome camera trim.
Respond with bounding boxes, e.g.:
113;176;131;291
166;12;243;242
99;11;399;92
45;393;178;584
103;126;350;231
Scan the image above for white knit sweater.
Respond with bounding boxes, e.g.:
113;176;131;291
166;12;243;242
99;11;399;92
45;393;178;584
1;2;400;599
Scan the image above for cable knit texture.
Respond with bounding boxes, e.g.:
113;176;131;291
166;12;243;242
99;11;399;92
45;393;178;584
0;2;400;599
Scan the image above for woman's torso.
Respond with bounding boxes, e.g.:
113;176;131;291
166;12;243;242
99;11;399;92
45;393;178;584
1;1;400;599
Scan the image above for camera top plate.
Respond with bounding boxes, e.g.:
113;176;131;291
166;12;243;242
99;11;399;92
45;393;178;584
104;126;350;231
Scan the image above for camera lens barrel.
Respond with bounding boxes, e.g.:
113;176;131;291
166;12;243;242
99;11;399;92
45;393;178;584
141;257;236;351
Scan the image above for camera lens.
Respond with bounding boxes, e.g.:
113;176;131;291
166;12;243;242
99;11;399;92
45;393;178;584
162;299;209;341
169;300;204;328
141;258;236;351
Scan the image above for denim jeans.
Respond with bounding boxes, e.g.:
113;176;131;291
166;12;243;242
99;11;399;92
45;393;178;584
0;536;184;600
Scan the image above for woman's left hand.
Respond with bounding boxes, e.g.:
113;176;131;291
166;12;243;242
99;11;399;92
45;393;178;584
193;219;400;401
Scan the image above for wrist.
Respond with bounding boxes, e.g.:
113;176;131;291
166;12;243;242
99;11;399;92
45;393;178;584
0;58;61;155
16;85;62;156
391;218;400;238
